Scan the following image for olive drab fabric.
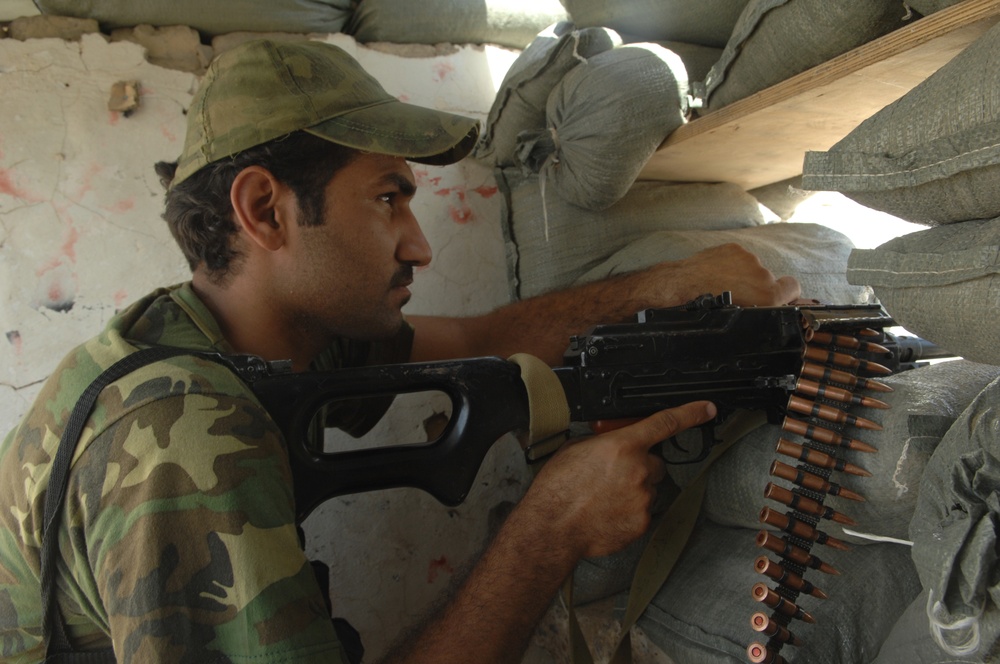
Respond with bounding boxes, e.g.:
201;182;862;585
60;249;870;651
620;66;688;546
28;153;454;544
173;39;480;187
0;283;412;663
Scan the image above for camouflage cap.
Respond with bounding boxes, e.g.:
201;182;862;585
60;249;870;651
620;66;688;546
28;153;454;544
172;39;480;186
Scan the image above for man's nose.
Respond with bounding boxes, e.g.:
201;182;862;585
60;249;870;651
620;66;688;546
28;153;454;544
398;208;432;267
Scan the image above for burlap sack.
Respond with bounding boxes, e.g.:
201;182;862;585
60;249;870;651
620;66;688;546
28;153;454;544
802;21;1000;225
874;589;999;663
33;0;353;36
704;0;907;111
637;519;921;664
701;360;1000;544
496;168;766;300
574;222;869;305
846;217;1000;365
472;22;619;168
346;0;568;49
559;0;750;48
907;377;1000;661
515;43;689;211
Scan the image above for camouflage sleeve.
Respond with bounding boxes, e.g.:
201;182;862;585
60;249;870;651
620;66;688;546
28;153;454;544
75;387;350;663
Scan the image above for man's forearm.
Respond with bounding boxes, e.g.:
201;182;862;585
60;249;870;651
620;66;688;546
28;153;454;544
410;243;800;365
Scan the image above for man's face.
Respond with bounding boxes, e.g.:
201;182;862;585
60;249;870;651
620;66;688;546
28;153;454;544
279;152;431;341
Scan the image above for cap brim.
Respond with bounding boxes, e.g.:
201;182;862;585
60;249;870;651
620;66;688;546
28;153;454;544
304;99;479;166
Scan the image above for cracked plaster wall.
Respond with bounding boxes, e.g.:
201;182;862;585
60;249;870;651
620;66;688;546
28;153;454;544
0;30;533;660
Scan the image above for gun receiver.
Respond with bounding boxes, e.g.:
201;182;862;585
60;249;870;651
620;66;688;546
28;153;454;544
238;294;939;520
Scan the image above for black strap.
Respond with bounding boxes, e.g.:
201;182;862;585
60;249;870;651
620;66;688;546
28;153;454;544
41;346;191;660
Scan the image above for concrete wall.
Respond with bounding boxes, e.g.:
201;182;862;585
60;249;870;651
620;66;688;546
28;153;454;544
0;28;545;661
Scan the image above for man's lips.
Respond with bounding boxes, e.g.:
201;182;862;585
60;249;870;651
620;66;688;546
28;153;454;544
391;266;414;290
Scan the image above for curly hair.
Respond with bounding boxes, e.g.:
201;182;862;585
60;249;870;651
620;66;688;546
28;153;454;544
155;132;357;283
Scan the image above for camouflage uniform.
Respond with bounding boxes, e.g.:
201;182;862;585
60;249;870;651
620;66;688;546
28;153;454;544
0;283;412;663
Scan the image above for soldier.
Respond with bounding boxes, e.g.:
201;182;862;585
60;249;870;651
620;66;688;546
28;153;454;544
0;39;799;663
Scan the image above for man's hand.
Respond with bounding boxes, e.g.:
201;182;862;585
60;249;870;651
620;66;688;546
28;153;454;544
523;400;718;559
656;243;801;307
380;401;717;664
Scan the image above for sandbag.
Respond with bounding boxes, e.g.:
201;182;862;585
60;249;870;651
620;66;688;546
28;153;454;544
874;589;999;663
637;519;921;664
559;0;751;48
802;21;1000;225
574;222;869;305
32;0;353;37
472;22;620;168
907;377;1000;661
345;0;568;49
516;43;689;211
704;0;907;111
701;360;1000;544
905;1;969;17
846;216;1000;366
652;41;723;84
497;167;766;300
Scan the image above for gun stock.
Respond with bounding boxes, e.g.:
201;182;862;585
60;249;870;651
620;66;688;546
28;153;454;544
249;358;530;519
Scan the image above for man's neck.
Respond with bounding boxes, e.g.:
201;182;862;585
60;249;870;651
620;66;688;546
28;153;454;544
191;270;320;372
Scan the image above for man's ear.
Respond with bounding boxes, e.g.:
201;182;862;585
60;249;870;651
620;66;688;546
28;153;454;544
230;166;296;252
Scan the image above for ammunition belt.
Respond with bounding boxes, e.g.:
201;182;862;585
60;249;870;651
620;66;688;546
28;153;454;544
745;313;895;664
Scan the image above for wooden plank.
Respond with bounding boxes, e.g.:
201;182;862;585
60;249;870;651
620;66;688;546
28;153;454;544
638;0;1000;191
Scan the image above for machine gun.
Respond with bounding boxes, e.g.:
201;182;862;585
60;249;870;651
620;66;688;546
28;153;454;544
232;294;949;521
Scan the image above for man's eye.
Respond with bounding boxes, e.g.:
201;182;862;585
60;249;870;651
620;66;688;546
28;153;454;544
377;193;395;204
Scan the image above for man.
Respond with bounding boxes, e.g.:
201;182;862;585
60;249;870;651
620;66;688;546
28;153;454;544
0;39;799;663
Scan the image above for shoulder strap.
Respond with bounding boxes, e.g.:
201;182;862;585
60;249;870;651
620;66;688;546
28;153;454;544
41;346;192;658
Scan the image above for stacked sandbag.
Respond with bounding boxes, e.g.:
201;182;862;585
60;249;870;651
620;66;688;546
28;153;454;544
703;0;909;111
514;42;690;211
873;588;998;664
472;21;621;168
652;41;725;84
801;21;1000;225
905;1;970;16
558;0;751;48
497;168;768;299
893;376;1000;663
701;360;1000;541
802;22;1000;367
635;519;921;664
574;222;870;305
846;219;1000;366
632;361;1000;663
345;0;568;49
32;0;354;37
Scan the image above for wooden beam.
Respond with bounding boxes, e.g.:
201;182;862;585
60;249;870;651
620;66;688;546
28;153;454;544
638;0;1000;191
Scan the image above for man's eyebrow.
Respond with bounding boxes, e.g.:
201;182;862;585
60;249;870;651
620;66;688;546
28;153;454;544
380;172;416;196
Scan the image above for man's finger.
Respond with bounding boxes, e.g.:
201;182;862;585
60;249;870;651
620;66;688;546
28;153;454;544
621;401;717;451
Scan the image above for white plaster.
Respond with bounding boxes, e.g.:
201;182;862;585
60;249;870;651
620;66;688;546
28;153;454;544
1;30;526;660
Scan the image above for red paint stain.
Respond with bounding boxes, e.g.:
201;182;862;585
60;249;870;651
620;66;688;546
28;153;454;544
398;93;410;102
473;185;498;199
113;289;129;307
449;205;474;224
108;111;120;126
427;556;454;583
433;62;454;82
0;168;43;202
434;187;453;197
108;198;135;213
61;223;80;263
73;163;103;201
47;282;64;303
161;124;177;142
